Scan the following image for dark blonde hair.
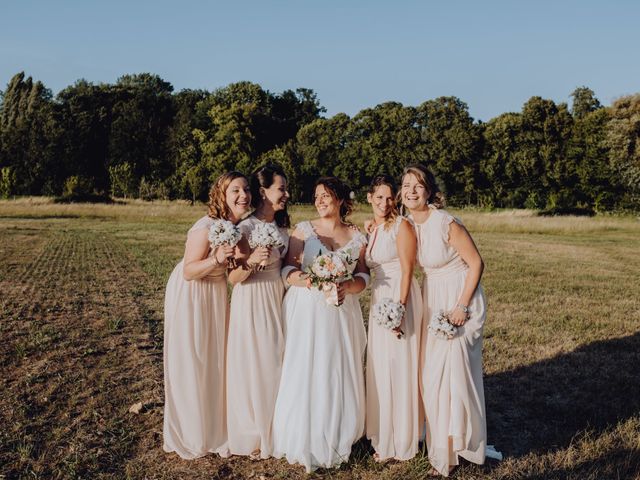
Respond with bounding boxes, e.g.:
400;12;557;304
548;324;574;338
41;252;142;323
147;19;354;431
251;164;291;228
368;174;399;230
400;164;445;209
314;176;354;221
207;171;249;219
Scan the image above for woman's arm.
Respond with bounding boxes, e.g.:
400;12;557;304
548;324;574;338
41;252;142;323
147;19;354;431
227;234;271;285
341;244;368;296
447;221;484;326
182;229;234;281
283;227;309;287
396;218;417;306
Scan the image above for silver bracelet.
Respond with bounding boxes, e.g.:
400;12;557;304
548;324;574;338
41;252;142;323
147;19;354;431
457;303;469;314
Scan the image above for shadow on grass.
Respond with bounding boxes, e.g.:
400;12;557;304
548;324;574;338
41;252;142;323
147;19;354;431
485;332;640;460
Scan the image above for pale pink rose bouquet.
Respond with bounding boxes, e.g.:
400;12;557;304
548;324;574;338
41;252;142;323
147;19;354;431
305;251;353;306
208;219;242;267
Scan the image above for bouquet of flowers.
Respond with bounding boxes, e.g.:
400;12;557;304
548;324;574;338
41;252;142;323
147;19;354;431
208;219;242;267
248;222;285;270
305;251;353;306
371;298;405;339
428;310;458;340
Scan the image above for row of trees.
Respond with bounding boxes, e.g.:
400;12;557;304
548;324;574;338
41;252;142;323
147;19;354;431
0;71;638;211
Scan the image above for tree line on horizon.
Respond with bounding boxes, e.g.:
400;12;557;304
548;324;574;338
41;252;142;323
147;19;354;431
0;71;638;212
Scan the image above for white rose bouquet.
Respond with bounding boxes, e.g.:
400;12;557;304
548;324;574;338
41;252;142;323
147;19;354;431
428;310;458;340
305;251;353;306
248;222;285;270
372;298;405;339
208;219;241;267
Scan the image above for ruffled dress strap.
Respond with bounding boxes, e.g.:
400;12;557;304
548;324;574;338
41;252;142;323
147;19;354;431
296;221;315;241
439;210;463;244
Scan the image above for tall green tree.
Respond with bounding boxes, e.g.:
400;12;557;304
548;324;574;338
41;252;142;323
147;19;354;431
480;112;523;207
295;113;353;199
55;80;114;193
0;72;59;194
345;102;422;193
605;94;640;207
108;73;175;189
570;86;602;119
515;97;573;209
416;96;482;204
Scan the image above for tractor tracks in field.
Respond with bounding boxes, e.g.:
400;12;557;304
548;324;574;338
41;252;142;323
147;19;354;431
0;222;165;478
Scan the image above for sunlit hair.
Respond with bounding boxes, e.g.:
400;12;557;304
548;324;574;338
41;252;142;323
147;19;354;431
314;176;354;221
400;164;445;210
207;171;249;220
251;163;291;228
368;174;399;230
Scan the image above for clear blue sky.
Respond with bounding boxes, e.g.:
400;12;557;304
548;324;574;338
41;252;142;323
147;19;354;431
1;0;638;121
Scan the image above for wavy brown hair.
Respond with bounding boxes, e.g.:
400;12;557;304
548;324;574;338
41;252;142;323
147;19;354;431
400;164;445;210
314;176;354;221
207;171;249;219
368;174;399;230
251;164;291;228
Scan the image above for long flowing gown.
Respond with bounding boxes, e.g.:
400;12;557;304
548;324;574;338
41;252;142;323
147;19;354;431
415;208;487;476
163;215;229;459
227;216;289;457
365;216;423;461
272;221;367;472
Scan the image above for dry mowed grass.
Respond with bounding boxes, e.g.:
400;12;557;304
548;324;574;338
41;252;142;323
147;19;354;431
1;198;639;480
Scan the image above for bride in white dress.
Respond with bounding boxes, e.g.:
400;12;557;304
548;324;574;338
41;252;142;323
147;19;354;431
272;177;369;473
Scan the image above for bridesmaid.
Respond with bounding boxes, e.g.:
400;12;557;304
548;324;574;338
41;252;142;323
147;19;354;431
227;164;290;459
364;175;423;462
163;171;251;459
401;164;488;477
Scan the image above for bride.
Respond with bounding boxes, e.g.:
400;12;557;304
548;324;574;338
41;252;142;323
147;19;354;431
272;177;369;472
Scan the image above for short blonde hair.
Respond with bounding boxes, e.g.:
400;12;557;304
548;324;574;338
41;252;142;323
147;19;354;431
207;171;248;219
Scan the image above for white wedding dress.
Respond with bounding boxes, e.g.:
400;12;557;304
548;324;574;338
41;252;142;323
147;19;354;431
272;221;367;472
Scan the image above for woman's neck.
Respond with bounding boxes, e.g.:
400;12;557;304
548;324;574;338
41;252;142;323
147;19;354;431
227;211;242;224
409;205;430;224
372;213;388;226
315;215;342;231
254;205;276;223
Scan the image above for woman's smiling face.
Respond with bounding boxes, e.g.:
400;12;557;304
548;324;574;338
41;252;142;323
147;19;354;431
226;177;252;219
314;184;340;218
401;173;428;211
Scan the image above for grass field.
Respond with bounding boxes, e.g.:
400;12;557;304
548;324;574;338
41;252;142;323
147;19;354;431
1;197;639;479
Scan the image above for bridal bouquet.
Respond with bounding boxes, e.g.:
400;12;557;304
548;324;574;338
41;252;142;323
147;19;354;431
372;298;405;339
305;251;353;306
248;222;284;270
428;310;458;340
208;219;241;267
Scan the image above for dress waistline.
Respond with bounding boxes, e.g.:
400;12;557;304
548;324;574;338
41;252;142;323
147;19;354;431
423;257;468;278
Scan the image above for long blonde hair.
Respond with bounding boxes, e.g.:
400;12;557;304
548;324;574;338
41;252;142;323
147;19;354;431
207;171;248;219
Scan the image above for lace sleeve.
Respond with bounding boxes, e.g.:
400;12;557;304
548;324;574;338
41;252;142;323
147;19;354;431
296;221;314;241
349;230;368;253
